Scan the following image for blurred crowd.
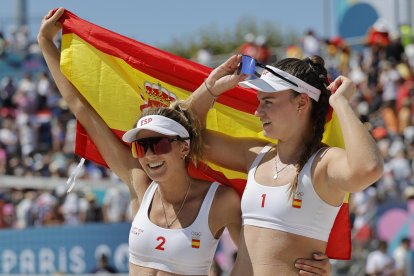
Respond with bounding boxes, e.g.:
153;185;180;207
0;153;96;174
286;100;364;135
1;21;414;275
0;25;132;230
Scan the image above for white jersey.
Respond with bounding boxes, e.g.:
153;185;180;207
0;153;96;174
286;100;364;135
129;181;220;275
241;145;341;241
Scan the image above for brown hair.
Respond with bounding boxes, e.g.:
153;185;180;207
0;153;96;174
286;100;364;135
273;55;331;197
138;100;204;165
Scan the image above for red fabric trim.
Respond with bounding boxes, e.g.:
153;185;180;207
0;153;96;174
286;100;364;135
325;203;351;260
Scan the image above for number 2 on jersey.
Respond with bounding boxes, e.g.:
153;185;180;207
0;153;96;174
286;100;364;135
155;236;166;251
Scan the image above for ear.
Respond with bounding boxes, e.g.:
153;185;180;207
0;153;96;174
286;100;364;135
296;94;311;112
180;141;190;159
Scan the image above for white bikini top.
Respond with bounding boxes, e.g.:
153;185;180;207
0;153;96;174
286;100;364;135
129;181;220;275
241;144;342;241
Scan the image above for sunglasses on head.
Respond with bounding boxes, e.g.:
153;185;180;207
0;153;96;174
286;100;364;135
130;136;188;158
240;55;299;88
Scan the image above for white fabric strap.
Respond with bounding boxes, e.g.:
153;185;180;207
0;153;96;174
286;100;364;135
66;158;85;193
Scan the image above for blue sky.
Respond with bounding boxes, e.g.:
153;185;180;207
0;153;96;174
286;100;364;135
0;0;335;47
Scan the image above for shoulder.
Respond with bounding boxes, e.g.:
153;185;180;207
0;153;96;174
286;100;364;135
211;184;241;213
246;142;274;162
215;184;240;202
250;142;274;153
210;183;241;227
130;168;152;198
313;146;342;168
210;182;240;217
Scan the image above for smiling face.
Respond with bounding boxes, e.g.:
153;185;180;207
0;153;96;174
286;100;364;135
135;129;189;181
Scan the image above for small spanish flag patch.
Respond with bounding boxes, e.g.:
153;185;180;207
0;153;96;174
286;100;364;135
192;239;200;248
292;198;302;208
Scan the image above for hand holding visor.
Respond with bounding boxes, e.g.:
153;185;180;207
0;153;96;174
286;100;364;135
239;55;321;102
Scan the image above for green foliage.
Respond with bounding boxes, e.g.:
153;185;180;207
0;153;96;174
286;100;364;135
160;17;300;59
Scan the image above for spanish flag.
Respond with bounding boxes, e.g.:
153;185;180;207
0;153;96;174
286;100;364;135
292;197;302;209
58;10;351;260
191;239;201;249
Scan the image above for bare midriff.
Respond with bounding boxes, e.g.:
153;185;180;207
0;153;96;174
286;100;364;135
231;225;327;276
129;263;206;276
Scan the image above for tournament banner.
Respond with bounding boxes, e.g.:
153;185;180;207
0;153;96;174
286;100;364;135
0;223;130;274
58;9;350;259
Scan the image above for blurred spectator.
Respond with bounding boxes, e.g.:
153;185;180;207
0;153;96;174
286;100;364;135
61;192;85;225
195;46;213;67
0;76;16;108
380;102;399;136
404;38;414;68
0;144;6;174
0;117;18;155
285;44;303;59
0;19;131;231
379;61;400;107
403;186;414;201
0;31;7;57
395;68;414;113
326;36;351;76
255;35;271;64
393;237;411;276
32;189;58;226
386;34;405;64
388;139;411;192
83;192;103;222
366;18;390;47
302;29;320;57
350;187;377;243
15;190;36;228
365;240;395;275
237;33;257;58
17;113;35;157
102;186;129;223
15;72;37;113
36;71;51;110
2;200;15;228
16;26;29;52
90;253;117;274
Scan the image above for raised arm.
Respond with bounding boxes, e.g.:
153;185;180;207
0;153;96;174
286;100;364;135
190;55;243;129
187;55;266;172
324;76;383;193
37;8;149;202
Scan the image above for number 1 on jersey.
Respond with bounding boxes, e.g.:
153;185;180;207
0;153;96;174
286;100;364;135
261;194;266;208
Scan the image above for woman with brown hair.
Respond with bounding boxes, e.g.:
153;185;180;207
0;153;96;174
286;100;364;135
187;54;383;275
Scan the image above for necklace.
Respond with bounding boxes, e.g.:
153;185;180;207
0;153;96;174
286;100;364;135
158;179;192;228
273;154;293;180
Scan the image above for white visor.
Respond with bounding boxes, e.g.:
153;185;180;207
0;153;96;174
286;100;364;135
239;65;321;101
122;115;190;143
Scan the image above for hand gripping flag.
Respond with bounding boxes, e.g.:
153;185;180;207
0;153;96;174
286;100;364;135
58;10;351;259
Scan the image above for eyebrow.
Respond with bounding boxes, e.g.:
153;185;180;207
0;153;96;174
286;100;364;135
257;95;277;101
